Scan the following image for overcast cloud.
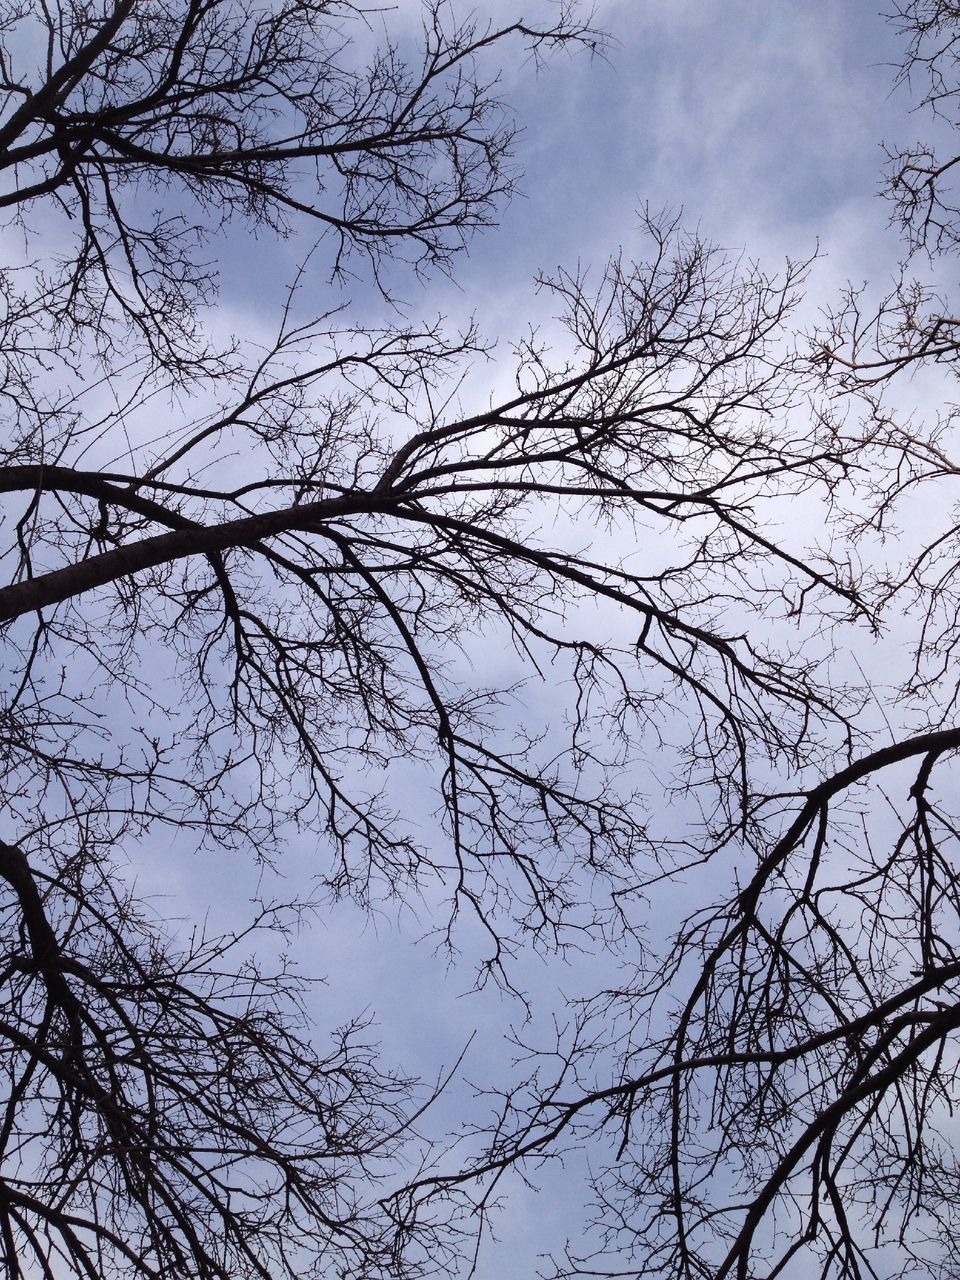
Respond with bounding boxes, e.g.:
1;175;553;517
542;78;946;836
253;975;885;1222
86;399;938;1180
125;6;945;1276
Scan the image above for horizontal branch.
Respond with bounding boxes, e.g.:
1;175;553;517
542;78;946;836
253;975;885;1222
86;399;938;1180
0;490;390;624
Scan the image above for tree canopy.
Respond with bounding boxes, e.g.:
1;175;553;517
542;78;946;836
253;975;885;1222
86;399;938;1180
2;2;960;1279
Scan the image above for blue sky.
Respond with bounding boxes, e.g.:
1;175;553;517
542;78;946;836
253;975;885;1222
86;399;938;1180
432;3;908;313
1;3;956;1276
223;6;929;1277
215;3;909;324
94;4;948;1276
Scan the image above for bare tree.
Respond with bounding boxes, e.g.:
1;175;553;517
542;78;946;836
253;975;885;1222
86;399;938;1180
0;0;596;363
1;3;933;1280
0;206;861;1274
383;8;960;1280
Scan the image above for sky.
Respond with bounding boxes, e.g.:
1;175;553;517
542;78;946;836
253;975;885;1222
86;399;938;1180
217;3;911;333
212;5;934;1277
1;2;946;1276
139;5;935;1277
399;2;909;324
